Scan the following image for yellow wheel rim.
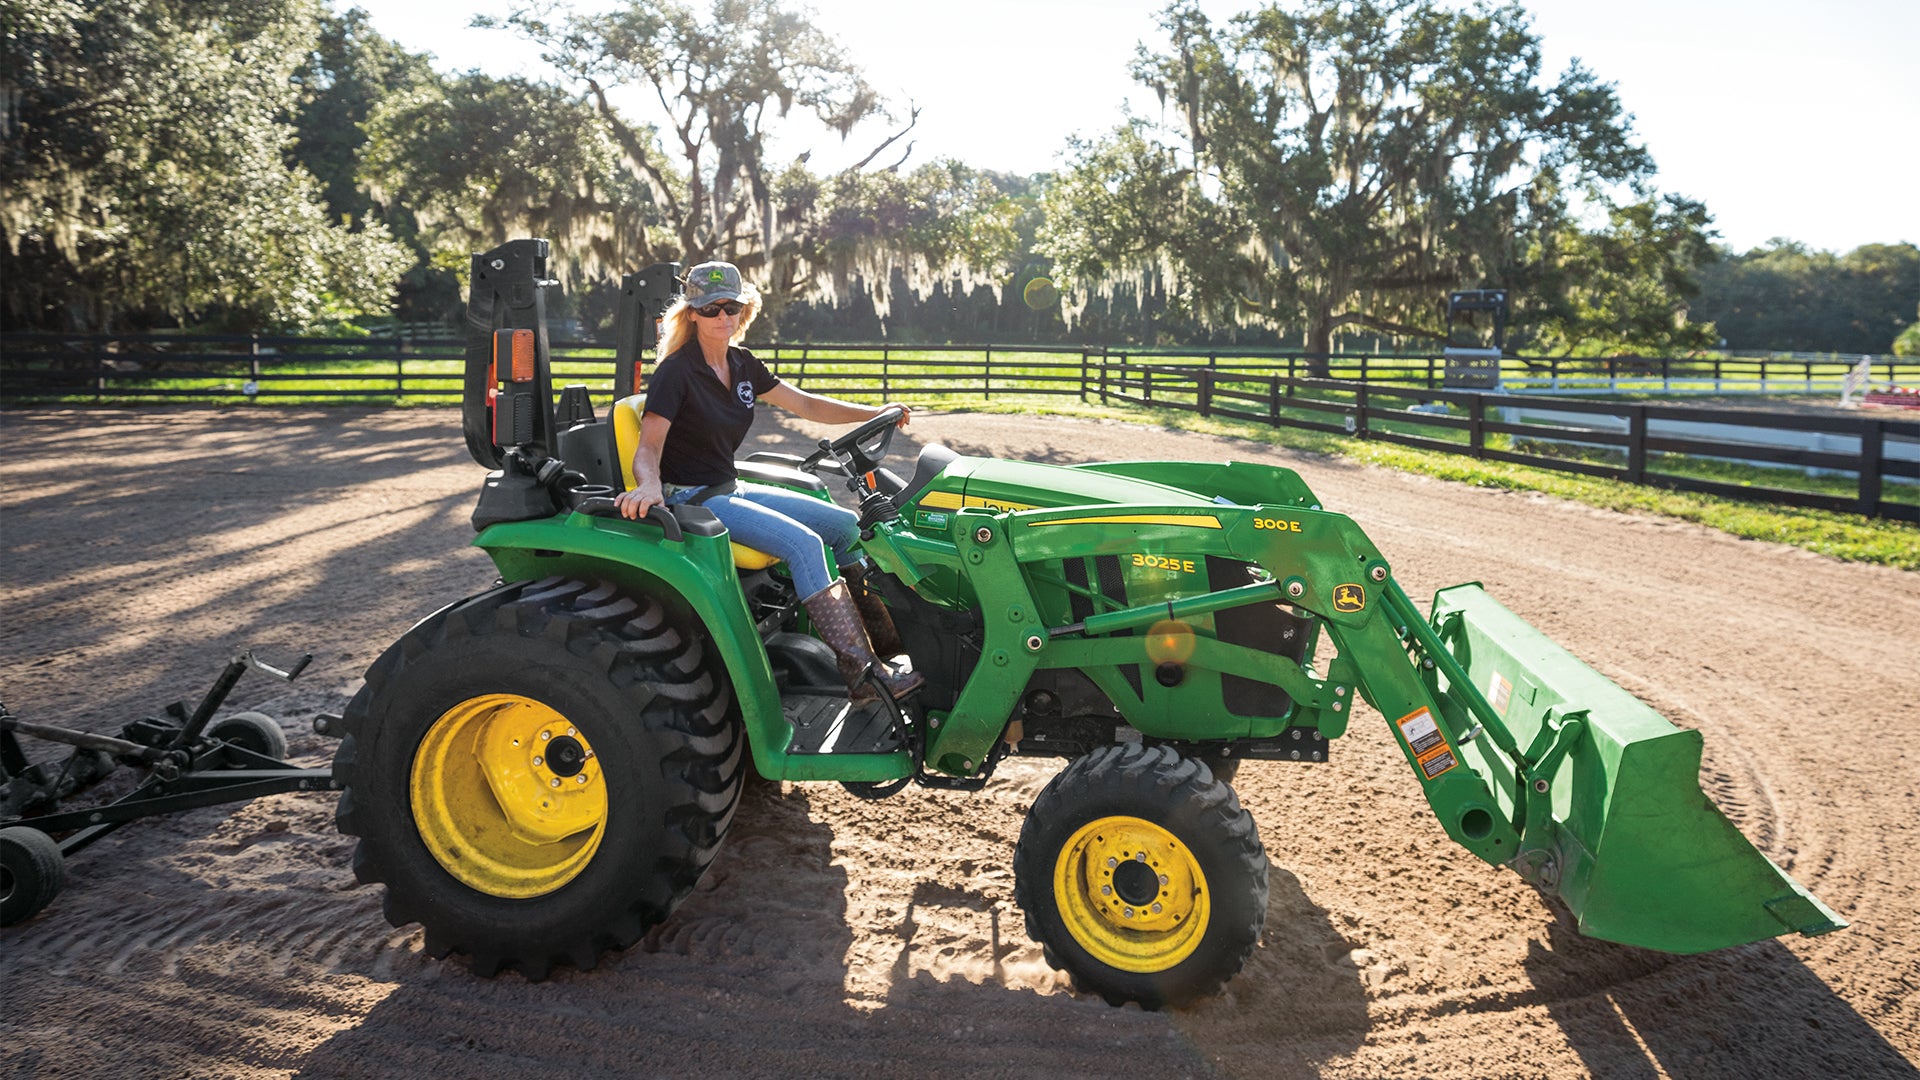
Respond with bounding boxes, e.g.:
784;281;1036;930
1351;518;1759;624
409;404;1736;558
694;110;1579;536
1052;815;1209;973
410;693;608;898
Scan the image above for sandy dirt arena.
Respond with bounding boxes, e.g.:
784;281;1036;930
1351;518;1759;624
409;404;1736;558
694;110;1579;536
1;406;1916;1079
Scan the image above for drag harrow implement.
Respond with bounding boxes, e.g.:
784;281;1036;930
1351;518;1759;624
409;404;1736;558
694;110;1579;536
324;237;1845;1007
1;651;338;926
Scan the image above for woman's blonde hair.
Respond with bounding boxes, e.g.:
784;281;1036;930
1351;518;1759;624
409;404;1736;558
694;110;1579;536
657;280;763;359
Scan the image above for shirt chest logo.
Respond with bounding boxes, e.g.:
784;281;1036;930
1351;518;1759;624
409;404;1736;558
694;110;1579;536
736;382;755;406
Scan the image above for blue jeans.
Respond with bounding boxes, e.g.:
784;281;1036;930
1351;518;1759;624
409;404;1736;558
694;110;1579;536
665;480;862;597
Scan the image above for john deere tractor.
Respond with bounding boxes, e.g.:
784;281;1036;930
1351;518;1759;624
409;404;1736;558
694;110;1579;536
330;240;1842;1007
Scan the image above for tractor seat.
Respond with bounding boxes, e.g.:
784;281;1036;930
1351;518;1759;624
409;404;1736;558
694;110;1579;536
610;394;782;570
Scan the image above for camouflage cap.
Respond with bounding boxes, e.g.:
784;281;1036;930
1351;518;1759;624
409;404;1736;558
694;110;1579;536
682;261;750;306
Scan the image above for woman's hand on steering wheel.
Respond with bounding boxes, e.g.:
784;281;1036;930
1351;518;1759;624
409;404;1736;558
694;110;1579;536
807;403;911;474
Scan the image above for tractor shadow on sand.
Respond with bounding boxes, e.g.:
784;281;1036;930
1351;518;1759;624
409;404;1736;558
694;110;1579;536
291;777;1356;1077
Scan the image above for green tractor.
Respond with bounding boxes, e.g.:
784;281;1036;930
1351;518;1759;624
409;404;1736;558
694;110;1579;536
331;240;1842;1007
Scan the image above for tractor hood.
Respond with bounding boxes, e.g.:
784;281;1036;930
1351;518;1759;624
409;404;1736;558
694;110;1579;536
903;454;1218;525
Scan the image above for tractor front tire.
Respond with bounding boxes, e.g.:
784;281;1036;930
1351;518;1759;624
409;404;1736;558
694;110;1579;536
333;577;742;979
1014;743;1267;1008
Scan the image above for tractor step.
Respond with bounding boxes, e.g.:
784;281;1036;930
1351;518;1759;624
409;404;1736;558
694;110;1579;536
781;693;904;755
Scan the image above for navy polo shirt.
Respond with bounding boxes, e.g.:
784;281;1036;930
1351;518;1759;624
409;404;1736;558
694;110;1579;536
647;343;782;486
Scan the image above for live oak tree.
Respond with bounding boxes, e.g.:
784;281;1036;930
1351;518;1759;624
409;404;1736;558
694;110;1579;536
291;6;456;322
1040;0;1667;367
291;7;437;230
363;0;1017;316
360;72;662;281
1;0;409;331
1517;195;1721;357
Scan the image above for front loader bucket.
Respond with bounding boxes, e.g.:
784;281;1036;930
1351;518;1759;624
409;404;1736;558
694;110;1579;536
1429;584;1844;953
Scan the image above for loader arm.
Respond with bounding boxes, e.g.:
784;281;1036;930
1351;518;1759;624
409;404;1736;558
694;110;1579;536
864;495;1843;955
870;498;1520;860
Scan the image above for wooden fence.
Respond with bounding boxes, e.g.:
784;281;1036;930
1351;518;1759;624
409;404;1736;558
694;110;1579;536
3;332;1917;521
4;332;1916;403
1097;364;1919;523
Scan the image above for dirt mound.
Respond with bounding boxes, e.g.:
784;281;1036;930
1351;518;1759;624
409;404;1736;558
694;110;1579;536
2;407;1914;1078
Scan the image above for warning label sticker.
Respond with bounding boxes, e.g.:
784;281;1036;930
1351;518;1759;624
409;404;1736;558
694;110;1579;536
1397;708;1444;756
1487;672;1513;717
1396;708;1458;780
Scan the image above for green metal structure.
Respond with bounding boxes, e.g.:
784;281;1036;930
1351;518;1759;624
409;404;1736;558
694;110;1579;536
330;240;1842;1007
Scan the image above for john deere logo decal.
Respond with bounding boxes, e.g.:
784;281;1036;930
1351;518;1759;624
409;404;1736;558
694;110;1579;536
1332;583;1366;612
708;269;727;282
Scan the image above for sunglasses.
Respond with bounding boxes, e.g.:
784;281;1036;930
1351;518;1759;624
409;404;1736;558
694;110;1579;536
694;301;745;318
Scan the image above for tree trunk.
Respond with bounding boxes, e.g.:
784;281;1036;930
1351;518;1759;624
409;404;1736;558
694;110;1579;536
1305;312;1333;378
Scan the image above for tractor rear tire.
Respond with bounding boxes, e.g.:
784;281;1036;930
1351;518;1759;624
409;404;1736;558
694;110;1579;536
1013;743;1267;1008
1;826;65;927
333;577;743;979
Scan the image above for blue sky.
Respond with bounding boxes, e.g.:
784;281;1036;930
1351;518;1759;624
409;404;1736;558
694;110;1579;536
345;0;1918;254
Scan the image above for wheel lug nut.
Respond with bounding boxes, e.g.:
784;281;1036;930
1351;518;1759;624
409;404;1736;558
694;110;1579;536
1151;903;1162;914
1101;885;1112;895
549;777;561;788
532;755;544;767
1159;874;1169;885
576;774;588;784
1106;857;1117;868
1135;852;1148;862
1123;908;1134;919
567;727;577;737
540;731;551;741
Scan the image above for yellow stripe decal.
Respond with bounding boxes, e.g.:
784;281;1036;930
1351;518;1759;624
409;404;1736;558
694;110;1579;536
1027;514;1222;529
917;491;1039;512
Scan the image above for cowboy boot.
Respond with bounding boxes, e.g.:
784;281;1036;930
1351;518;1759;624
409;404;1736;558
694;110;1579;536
804;580;924;703
842;561;906;660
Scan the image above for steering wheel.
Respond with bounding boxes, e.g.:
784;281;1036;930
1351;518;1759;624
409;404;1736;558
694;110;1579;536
802;405;905;476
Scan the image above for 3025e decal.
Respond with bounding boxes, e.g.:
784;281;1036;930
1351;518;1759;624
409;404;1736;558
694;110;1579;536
1132;553;1197;574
